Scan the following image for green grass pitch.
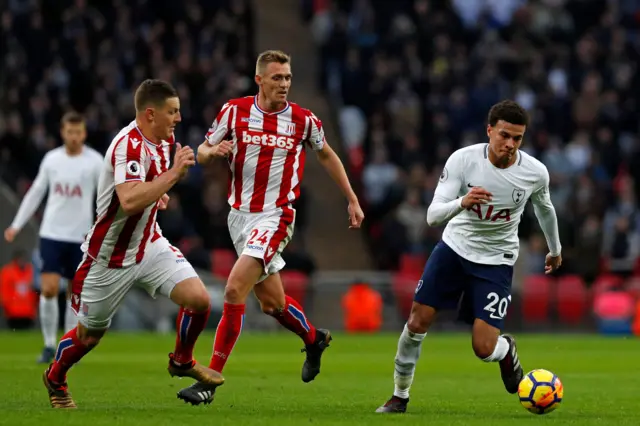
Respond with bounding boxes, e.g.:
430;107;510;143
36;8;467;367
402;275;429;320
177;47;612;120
0;331;638;425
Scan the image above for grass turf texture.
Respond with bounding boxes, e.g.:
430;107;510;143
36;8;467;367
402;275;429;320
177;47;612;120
0;331;638;425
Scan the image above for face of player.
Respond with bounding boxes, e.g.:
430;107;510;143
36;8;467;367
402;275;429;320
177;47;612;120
487;120;525;167
149;96;181;141
61;122;87;154
257;62;292;108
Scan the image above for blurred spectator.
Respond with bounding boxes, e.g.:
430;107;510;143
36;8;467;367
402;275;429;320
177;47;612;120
1;250;36;329
311;0;640;278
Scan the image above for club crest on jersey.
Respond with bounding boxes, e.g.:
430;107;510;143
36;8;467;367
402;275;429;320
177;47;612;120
512;188;525;204
285;122;296;136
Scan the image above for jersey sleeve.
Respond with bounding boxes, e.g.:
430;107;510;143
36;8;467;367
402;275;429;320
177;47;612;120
426;150;466;226
113;135;146;185
531;165;562;256
433;150;465;201
306;112;326;151
530;166;551;207
205;103;234;146
10;154;50;231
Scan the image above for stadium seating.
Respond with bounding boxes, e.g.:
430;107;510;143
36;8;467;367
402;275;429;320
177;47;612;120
592;274;625;296
556;275;588;325
521;275;553;324
391;273;418;320
625;277;640;300
398;253;426;276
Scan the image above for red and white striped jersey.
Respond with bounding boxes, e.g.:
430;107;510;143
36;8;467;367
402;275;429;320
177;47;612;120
205;95;326;213
81;121;173;268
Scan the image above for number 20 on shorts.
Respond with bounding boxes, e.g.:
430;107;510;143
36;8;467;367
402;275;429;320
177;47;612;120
483;292;511;320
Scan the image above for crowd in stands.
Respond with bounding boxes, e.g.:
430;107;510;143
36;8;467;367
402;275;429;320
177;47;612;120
308;0;640;279
0;0;314;275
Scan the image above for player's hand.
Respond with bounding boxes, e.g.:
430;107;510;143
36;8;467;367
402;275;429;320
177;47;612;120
348;202;364;229
461;186;493;209
158;193;170;210
213;140;233;158
171;143;196;178
544;253;562;275
4;227;17;243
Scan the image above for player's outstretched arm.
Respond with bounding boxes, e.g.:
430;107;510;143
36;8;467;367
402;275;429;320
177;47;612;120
315;142;364;228
196;140;233;165
531;168;562;274
4;157;50;242
198;103;234;165
116;143;194;216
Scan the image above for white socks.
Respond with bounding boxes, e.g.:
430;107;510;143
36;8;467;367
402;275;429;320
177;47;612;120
482;335;509;362
64;299;77;333
393;323;426;399
39;295;58;348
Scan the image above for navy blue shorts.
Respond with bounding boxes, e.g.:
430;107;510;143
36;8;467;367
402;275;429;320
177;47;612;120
414;240;513;329
39;238;83;280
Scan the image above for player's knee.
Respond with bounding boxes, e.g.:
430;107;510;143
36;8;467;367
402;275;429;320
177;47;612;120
40;273;60;298
224;284;245;304
76;325;106;349
406;303;434;334
186;288;211;312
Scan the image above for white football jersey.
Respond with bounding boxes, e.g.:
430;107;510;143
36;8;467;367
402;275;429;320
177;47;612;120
11;146;103;243
434;143;552;266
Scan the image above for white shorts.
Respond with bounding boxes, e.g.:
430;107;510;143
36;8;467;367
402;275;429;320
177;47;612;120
70;237;197;329
228;206;296;282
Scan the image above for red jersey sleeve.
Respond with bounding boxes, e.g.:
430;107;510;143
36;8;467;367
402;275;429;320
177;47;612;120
306;111;326;151
205;102;235;146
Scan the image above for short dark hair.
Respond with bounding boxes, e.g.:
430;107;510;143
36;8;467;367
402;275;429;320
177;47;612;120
134;79;178;112
60;111;85;127
488;100;529;127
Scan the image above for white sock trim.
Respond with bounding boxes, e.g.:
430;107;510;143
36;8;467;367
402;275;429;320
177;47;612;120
403;323;427;342
482;335;509;362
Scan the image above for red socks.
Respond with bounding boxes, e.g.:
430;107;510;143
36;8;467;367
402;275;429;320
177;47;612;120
209;303;245;373
173;306;211;365
47;327;92;384
272;295;317;345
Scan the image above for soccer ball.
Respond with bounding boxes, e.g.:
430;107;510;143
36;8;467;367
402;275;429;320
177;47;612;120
517;369;563;415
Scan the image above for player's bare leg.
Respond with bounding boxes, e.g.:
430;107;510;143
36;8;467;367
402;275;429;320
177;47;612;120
472;319;523;394
43;323;105;408
167;277;224;387
255;273;331;382
177;255;261;405
38;272;61;363
376;302;433;413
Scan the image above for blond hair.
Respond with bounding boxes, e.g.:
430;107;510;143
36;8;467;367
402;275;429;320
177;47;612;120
255;50;291;75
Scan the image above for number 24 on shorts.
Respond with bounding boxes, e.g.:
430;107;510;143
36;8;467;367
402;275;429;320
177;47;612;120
483;292;511;320
248;229;269;246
